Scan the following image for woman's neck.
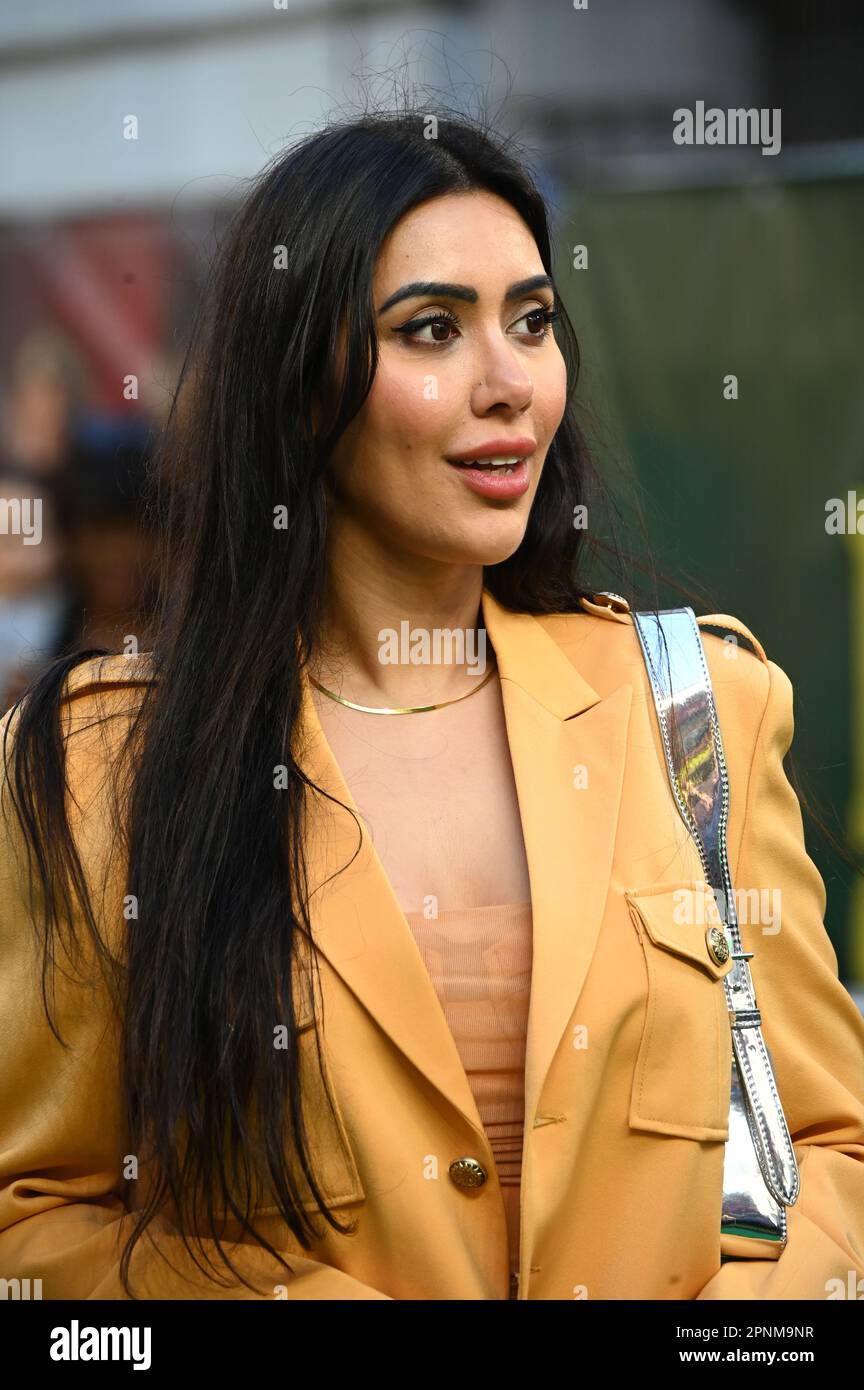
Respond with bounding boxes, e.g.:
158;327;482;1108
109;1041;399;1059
311;552;490;707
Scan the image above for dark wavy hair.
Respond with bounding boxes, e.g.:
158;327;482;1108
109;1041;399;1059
2;104;849;1299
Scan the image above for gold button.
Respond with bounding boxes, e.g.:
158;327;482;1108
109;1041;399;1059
448;1157;487;1190
591;590;630;613
706;925;730;966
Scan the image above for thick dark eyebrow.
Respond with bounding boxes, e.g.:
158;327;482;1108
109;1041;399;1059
377;274;554;315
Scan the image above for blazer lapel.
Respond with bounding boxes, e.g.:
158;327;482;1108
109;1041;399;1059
295;587;634;1139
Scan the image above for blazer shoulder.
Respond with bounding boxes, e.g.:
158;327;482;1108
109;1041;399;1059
58;656;157;784
544;592;769;666
562;597;782;776
1;652;155;735
693;612;768;665
1;653;156;805
538;594;774;721
61;651;157;705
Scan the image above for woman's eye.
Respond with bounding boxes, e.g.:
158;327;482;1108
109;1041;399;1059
397;314;460;344
515;306;558;338
425;317;459;343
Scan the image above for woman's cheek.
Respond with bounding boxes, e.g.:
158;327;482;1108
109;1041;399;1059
370;357;456;445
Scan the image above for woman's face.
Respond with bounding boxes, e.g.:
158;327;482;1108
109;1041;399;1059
325;190;568;569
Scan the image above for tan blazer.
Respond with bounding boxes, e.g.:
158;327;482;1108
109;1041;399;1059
1;588;863;1300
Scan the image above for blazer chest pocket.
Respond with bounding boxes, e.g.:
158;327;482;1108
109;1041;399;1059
625;882;734;1141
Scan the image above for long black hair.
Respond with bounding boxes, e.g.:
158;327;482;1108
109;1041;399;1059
2;104;839;1298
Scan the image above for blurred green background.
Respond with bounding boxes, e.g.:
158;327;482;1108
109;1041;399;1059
566;175;864;981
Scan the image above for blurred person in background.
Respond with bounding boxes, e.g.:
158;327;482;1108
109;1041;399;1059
0;329;81;710
52;419;158;658
0;331;161;709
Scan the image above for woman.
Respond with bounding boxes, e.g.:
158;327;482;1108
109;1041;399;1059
1;109;862;1302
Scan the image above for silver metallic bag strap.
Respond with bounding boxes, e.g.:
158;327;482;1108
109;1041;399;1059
630;604;800;1251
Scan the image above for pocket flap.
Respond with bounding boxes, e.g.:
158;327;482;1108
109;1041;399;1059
625;882;734;981
624;879;733;1139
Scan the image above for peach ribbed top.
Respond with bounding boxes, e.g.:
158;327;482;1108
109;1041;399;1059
402;901;533;1283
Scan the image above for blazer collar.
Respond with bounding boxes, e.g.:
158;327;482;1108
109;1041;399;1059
478;587;602;719
296;586;634;1143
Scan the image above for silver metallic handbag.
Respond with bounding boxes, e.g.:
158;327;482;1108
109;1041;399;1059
629;602;800;1260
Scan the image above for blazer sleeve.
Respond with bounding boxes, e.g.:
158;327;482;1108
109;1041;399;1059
0;706;391;1301
695;657;864;1300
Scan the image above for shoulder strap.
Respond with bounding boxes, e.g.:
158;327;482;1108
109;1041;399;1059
631;607;800;1212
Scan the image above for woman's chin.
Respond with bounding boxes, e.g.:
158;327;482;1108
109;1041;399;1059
431;528;529;568
473;515;531;565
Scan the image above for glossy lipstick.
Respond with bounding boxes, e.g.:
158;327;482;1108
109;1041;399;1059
445;437;535;500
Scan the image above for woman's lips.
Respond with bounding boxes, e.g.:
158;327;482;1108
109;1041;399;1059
446;456;531;499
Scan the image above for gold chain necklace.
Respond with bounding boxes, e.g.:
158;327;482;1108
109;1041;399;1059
308;661;497;715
